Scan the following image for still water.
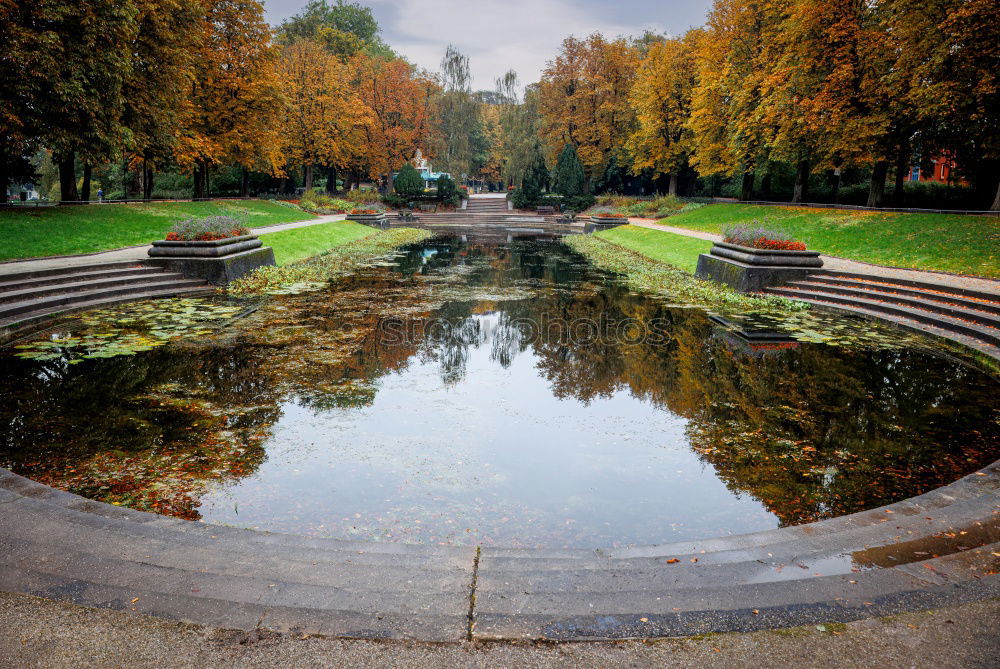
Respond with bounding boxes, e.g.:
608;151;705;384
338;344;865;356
2;237;998;548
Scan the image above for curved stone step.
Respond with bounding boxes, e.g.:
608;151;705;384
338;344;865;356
804;274;1000;315
0;266;166;294
0;272;195;305
816;271;1000;304
779;280;1000;328
0;278;210;320
766;287;1000;348
0;563;467;640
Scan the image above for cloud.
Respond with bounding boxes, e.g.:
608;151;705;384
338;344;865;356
264;0;712;91
369;0;664;90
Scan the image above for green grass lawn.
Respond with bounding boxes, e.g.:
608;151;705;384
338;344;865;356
660;203;1000;278
258;220;376;266
594;225;713;274
0;200;316;261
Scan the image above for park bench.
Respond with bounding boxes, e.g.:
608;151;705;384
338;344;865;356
417;203;438;213
536;205;556;215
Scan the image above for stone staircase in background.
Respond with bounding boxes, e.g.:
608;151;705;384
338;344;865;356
765;270;1000;356
0;262;213;341
464;197;512;214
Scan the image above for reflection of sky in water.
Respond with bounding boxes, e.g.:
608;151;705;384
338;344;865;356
199;313;775;548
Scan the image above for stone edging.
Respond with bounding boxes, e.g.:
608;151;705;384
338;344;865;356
1;259;999;642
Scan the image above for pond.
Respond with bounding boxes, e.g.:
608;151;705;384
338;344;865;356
2;235;999;549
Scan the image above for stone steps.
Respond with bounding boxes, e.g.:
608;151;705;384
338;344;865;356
0;262;212;341
2;462;999;640
765;271;1000;353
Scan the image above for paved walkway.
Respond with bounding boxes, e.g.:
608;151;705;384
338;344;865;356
0;214;347;277
1;590;997;669
630;219;1000;295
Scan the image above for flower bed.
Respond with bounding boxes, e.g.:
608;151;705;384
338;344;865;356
165;216;249;241
722;222;807;251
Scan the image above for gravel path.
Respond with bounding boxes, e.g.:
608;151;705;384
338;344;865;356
629;218;1000;295
0;214;347;277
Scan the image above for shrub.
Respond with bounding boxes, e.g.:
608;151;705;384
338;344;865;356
564;194;595;212
722;221;807;251
552;144;586;197
166;216;249;241
437;175;460;206
344;189;382;204
509;187;535;209
381;193;409;209
394;162;424;198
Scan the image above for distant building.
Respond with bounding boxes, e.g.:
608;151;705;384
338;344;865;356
908;155;966;185
399;149;451;190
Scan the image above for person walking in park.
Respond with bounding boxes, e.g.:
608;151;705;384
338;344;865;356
97;188;104;203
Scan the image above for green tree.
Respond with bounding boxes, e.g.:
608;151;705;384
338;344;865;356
436;174;458;203
395;162;424;199
432;45;482;179
552;144;586;197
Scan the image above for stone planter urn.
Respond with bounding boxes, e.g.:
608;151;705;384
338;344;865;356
695;241;823;292
588;215;629;225
347;212;388;224
146;234;275;285
707;241;823;268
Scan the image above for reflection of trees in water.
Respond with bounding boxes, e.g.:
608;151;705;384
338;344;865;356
379;239;1000;525
3;237;998;527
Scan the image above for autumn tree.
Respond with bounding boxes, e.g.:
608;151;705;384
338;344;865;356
352;55;435;191
627;33;698;195
885;0;1000;210
277;0;391;61
689;0;777;201
177;0;284;198
538;34;638;186
278;39;370;190
2;1;141;202
122;0;205;200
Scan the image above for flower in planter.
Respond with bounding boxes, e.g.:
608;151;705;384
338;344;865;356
167;216;249;241
589;206;624;219
722;221;806;251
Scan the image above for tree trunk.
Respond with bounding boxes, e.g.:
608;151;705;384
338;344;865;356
58;153;78;203
387;171;395;194
866;160;889;207
668;173;678;196
760;172;772;201
144;163;154;200
193;163;205;199
991;179;1000;211
240;167;250;198
831;169;841;204
893;142;909;206
304;164;314;191
81;164;92;202
739;170;754;201
792;160;810;203
326;165;337;194
0;158;8;206
201;161;210;198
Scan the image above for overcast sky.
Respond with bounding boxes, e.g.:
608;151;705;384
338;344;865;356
262;0;713;91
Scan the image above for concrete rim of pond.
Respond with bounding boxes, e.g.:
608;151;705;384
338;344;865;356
1;333;998;642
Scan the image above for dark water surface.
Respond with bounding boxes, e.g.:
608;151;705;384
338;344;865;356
2;236;999;548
